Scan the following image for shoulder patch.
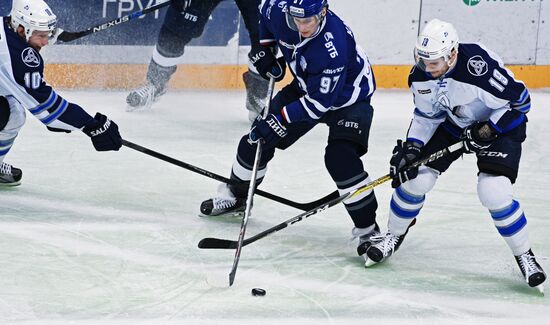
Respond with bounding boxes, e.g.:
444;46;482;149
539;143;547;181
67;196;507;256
467;55;488;77
417;89;431;94
21;47;41;68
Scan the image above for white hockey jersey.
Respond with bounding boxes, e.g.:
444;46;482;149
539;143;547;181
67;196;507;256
407;43;530;145
0;17;93;131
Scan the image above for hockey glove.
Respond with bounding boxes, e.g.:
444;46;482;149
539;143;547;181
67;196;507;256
83;113;122;151
462;122;498;154
249;45;286;82
249;113;288;149
389;140;422;188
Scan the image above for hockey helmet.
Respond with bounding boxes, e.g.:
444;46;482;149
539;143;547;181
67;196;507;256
10;0;57;41
286;0;328;33
414;19;459;72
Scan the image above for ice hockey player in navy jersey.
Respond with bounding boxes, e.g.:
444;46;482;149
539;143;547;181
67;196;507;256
0;0;122;186
366;19;545;292
200;0;381;263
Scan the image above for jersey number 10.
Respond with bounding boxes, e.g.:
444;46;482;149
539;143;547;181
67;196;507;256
24;72;42;90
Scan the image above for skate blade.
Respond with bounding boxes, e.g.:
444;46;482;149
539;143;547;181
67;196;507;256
364;258;377;268
0;181;21;187
198;211;245;218
536;284;544;295
126;104;153;112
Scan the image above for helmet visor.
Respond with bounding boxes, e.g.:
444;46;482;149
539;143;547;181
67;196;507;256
285;12;322;32
414;50;447;73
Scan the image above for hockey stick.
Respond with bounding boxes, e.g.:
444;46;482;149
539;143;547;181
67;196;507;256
228;77;277;286
121;139;339;210
198;141;465;250
57;0;171;42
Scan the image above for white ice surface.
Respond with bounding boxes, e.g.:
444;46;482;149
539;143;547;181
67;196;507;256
1;89;549;324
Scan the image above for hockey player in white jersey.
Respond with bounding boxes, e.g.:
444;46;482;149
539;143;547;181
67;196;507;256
0;0;122;186
366;19;546;292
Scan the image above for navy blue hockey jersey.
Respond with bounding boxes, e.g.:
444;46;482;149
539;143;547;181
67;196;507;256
259;0;375;123
407;43;530;145
0;18;93;131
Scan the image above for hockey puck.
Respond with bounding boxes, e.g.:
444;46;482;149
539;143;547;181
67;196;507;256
251;288;266;296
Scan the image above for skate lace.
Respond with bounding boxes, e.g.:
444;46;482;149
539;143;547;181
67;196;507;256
213;197;237;210
350;226;380;245
0;162;13;176
134;84;156;99
519;253;540;276
370;233;400;254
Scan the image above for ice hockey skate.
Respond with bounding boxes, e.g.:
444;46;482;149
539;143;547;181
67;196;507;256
365;219;416;267
0;162;22;186
200;184;247;217
126;83;166;111
515;249;546;294
353;223;380;266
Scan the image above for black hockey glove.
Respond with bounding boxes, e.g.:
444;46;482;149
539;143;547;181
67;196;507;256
462;122;498;154
83;113;122;152
249;45;286;82
389;140;422;188
249;113;288;149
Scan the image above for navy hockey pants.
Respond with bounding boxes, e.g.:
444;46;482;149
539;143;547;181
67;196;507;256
157;0;260;58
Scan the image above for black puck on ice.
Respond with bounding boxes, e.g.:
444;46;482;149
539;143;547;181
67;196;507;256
251;288;266;296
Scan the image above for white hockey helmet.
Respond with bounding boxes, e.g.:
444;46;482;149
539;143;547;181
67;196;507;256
10;0;57;40
414;19;459;71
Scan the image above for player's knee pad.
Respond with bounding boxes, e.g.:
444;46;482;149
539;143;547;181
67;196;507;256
0;96;9;131
477;173;513;210
0;98;25;138
401;166;439;196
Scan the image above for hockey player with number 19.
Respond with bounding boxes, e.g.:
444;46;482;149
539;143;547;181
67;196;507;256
0;0;122;186
200;0;381;264
366;19;546;292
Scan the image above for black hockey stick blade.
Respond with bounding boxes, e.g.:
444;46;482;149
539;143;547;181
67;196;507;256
57;0;171;43
121;139;339;211
198;141;465;250
198;237;238;249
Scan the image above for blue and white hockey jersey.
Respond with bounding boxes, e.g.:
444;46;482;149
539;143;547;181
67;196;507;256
259;0;375;123
0;18;93;131
407;43;530;145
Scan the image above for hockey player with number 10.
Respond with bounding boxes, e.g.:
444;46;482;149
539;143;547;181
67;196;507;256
366;19;546;292
200;0;381;263
0;0;122;186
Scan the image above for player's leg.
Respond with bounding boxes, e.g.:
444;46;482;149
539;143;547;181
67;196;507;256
0;97;25;186
367;126;462;265
476;121;545;289
200;81;312;216
127;0;222;110
321;98;381;262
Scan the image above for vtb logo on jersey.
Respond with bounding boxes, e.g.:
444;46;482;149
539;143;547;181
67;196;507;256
21;48;41;68
467;55;488;76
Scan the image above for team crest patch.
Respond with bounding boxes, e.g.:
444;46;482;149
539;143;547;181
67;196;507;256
22;47;41;68
467;55;488;76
